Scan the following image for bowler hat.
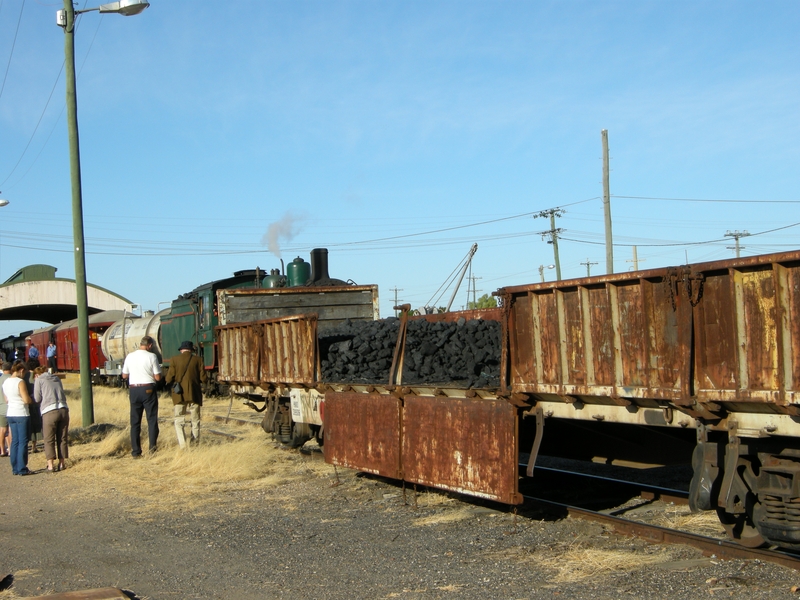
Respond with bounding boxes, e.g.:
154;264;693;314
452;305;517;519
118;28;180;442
179;341;195;351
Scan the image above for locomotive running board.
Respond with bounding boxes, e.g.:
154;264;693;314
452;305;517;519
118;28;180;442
324;391;523;505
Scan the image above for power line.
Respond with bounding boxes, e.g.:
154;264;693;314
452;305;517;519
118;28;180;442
330;197;598;247
560;220;800;248
0;0;25;102
0;7;101;189
613;195;800;204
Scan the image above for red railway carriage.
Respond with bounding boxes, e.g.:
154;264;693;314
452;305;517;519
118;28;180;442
54;310;128;372
27;325;59;368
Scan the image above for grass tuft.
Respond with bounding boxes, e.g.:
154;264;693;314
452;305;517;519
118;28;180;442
38;384;341;518
537;543;679;583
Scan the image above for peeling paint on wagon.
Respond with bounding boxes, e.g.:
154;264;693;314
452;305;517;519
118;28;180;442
324;392;402;479
500;250;800;417
323;391;521;504
216;315;318;387
401;396;521;504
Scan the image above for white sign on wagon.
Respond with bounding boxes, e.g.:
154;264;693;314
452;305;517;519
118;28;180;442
289;388;324;426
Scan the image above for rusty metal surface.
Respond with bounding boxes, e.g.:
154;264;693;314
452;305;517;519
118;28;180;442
324;392;521;504
504;277;683;402
260;316;317;385
216;315;317;386
324;391;402;479
501;250;800;412
402;395;521;504
216;322;261;384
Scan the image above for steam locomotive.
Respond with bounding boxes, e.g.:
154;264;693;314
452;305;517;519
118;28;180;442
4;248;356;392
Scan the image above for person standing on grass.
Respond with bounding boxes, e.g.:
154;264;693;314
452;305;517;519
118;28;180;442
165;341;207;449
46;342;57;372
3;361;34;475
33;367;69;472
0;362;11;457
121;336;162;458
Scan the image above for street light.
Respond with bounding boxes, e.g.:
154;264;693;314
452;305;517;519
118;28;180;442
57;0;149;427
538;264;555;283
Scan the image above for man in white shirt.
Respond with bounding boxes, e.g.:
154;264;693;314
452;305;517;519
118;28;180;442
122;336;162;458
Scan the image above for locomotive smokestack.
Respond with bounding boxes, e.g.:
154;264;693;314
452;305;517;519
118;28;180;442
309;248;330;284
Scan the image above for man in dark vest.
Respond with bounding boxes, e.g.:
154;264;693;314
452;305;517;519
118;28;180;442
165;341;207;449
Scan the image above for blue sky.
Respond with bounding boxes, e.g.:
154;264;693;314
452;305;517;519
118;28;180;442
0;1;798;337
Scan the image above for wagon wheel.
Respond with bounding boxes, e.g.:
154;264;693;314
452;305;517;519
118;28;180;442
286;422;312;448
716;507;766;548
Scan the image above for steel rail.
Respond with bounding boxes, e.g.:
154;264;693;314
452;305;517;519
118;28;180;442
522;493;800;571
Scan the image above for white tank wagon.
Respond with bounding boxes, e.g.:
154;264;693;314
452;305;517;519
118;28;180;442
97;308;169;384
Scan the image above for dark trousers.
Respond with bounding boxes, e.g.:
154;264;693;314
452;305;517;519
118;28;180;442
129;385;159;456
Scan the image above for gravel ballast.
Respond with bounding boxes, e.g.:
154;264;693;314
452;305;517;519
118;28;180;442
3;447;800;599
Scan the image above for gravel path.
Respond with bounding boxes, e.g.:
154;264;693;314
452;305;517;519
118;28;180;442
2;446;800;599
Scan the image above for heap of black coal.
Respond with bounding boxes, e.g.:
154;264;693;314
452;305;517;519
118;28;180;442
320;317;500;388
402;318;500;388
319;318;399;384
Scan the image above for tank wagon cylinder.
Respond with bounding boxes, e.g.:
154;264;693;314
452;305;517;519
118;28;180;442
101;308;169;362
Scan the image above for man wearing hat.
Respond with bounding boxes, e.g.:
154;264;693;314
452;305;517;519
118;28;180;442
165;341;207;449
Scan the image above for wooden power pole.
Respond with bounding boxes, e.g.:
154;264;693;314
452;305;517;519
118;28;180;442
602;129;614;274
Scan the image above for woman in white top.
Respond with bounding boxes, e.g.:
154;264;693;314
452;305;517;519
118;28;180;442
0;362;11;456
3;361;34;475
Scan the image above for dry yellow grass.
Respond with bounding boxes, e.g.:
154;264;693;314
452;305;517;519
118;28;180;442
651;505;726;537
32;384;341;518
536;543;681;583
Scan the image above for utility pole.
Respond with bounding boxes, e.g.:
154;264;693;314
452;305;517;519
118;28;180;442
725;230;750;258
535;208;565;280
580;258;598;277
390;287;403;317
601;129;614;274
626;245;645;271
468;274;482;308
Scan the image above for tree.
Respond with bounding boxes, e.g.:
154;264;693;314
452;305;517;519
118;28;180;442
467;294;497;310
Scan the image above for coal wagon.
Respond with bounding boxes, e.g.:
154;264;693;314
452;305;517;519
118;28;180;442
498;250;800;549
215;283;380;447
218;249;800;550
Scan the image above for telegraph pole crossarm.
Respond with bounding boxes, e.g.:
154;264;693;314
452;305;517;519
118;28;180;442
580;258;598;277
534;208;565;281
390;287;403;318
724;230;750;258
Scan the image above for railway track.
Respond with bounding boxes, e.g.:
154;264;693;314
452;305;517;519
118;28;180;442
204;405;800;568
519;465;800;571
